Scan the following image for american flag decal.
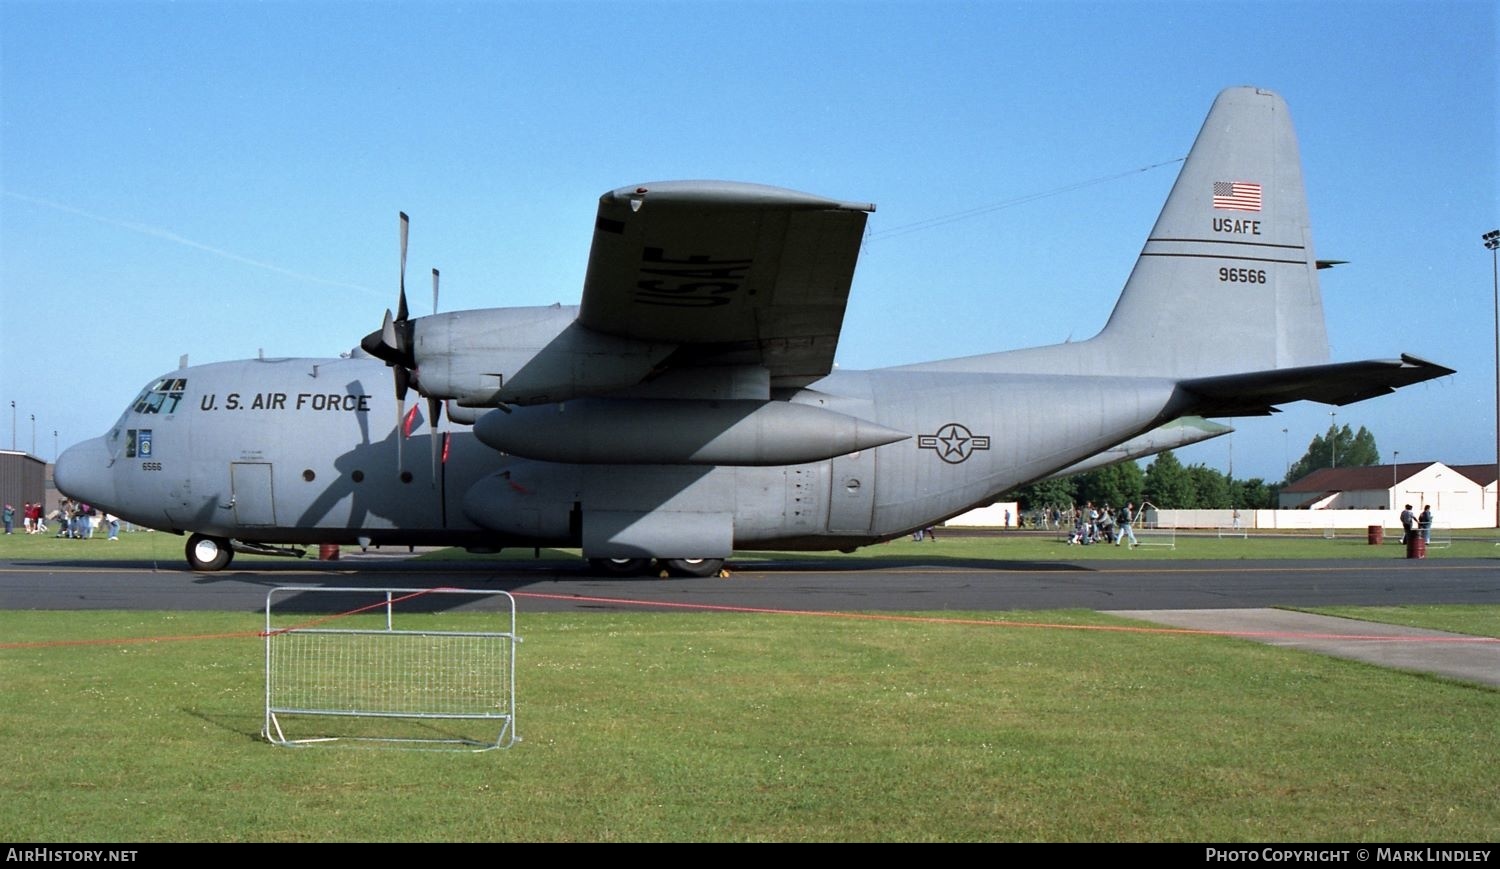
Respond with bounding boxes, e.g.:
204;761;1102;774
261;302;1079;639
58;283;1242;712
1213;181;1262;212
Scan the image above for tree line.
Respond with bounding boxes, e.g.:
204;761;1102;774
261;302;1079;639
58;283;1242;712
1004;423;1379;512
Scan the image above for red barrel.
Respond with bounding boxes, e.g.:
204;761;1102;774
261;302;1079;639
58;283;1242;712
1405;535;1425;560
318;544;341;561
1367;525;1383;545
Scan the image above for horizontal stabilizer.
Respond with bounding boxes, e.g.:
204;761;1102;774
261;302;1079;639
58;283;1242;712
1178;354;1454;416
1040;416;1234;480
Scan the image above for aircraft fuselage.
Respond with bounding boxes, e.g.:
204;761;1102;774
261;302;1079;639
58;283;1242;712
57;351;1182;559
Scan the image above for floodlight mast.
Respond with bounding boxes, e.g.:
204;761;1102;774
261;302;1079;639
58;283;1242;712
1485;229;1500;529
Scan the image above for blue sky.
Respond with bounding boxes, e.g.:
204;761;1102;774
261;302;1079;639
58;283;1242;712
2;0;1495;482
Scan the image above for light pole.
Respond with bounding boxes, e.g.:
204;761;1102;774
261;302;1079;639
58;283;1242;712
30;415;35;456
1330;411;1337;469
1393;450;1399;502
1485;229;1499;529
8;401;14;451
1282;427;1290;479
53;431;58;464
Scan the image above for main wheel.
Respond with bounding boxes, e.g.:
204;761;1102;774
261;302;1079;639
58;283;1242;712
587;557;652;577
185;533;234;571
658;557;725;578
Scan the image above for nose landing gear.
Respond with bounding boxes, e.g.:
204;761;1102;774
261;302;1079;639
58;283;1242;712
185;533;234;571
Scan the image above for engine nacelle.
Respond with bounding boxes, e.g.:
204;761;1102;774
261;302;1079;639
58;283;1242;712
473;398;909;465
411;306;674;406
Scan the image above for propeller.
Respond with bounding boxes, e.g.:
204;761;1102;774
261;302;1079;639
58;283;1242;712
359;212;417;469
357;216;449;487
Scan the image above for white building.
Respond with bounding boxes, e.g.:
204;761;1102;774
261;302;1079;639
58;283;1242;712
1277;462;1498;527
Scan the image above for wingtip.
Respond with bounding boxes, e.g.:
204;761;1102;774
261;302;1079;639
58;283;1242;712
1398;353;1457;378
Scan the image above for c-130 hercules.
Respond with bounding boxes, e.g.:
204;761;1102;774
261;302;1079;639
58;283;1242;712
56;87;1451;575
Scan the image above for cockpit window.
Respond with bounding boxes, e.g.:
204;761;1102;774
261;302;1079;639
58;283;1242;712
132;377;186;415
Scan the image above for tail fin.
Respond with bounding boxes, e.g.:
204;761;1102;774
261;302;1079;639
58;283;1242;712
1098;87;1330;377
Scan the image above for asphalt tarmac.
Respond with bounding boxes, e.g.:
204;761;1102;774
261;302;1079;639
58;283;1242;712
3;553;1498;687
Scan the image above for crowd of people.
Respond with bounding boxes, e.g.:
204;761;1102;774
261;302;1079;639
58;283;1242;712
1059;501;1139;547
1;499;120;540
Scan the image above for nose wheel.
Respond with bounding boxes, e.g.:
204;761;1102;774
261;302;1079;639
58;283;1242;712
185;533;234;571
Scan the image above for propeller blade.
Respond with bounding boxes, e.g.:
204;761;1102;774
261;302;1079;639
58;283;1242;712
397;212;410;323
381;308;398;353
393;388;405;471
432;268;440;316
428;394;443;486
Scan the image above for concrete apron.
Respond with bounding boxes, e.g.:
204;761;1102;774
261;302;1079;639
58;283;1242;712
1107;608;1500;689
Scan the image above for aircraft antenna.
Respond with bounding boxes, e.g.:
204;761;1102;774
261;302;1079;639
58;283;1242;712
863;157;1185;243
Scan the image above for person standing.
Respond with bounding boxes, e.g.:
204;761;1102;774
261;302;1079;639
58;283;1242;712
2;504;13;535
1115;502;1138;548
1418;505;1433;543
1399;504;1416;544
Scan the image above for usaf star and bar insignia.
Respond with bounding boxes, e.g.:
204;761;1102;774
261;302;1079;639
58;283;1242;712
917;423;991;464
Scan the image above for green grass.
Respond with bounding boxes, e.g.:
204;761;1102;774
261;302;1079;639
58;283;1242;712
4;528;1498;841
2;608;1498;842
4;525;1498;567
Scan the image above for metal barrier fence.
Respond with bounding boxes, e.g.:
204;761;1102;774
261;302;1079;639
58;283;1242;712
1135;524;1176;549
263;587;520;751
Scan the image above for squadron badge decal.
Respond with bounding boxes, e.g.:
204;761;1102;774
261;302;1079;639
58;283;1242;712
918;423;990;464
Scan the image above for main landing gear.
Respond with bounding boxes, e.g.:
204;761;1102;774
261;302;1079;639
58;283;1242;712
587;557;725;578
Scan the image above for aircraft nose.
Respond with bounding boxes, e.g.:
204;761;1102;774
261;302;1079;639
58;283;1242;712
54;436;118;510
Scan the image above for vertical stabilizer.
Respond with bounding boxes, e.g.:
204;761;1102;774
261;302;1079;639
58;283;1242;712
1098;87;1330;377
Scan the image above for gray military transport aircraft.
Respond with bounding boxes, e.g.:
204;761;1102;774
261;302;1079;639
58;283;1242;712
55;87;1452;575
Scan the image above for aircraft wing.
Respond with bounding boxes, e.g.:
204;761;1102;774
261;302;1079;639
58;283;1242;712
1177;354;1455;416
578;181;875;389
